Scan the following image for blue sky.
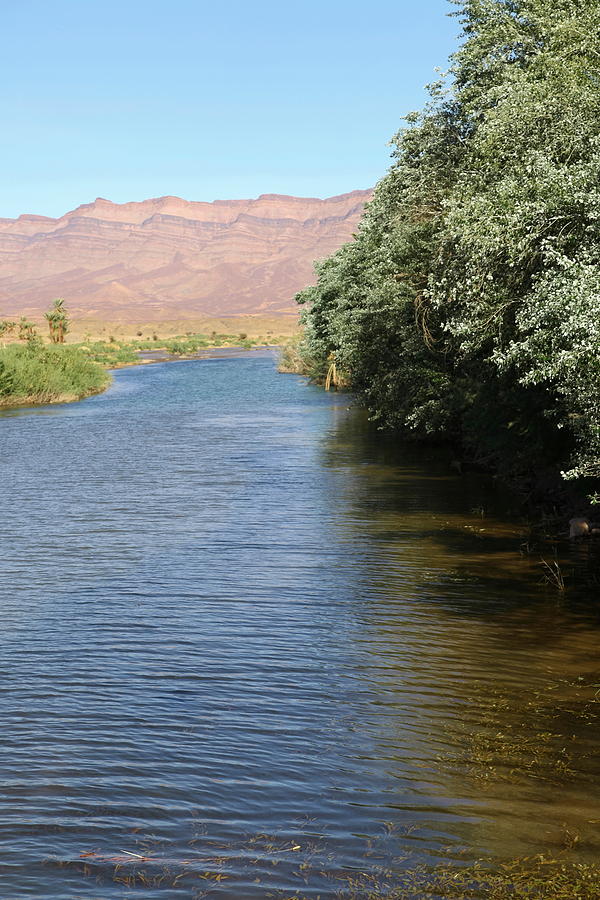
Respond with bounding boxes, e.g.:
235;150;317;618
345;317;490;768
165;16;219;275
2;0;459;218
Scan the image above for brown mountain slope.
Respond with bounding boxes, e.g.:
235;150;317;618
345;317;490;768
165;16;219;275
0;190;371;322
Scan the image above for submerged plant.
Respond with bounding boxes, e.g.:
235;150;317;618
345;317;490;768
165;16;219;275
539;555;567;592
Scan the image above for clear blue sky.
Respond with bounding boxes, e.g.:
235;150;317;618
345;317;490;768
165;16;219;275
2;0;459;218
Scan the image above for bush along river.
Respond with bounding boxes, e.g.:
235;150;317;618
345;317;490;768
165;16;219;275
1;349;599;899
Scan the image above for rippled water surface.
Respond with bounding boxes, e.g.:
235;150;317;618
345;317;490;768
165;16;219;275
2;351;599;898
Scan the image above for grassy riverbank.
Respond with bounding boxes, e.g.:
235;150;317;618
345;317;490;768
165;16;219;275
71;331;267;367
0;342;110;408
0;304;301;407
0;330;284;408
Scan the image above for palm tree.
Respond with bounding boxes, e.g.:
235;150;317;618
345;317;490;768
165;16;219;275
45;298;69;343
18;317;36;341
0;320;17;341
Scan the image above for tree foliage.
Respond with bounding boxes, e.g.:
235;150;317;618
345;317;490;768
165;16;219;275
45;298;70;344
297;0;600;487
0;342;108;406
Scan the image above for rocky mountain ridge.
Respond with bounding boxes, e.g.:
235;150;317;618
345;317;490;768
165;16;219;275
0;190;371;321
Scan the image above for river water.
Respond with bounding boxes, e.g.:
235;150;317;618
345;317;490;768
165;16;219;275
1;350;599;898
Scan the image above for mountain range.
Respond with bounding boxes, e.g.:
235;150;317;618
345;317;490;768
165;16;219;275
0;191;371;322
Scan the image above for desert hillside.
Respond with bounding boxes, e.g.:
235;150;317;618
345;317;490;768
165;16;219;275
0;190;371;322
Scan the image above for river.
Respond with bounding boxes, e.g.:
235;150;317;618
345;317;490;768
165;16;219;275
1;349;599;898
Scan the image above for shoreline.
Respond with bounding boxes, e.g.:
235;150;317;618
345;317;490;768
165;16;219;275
0;344;281;411
108;342;280;369
0;379;111;411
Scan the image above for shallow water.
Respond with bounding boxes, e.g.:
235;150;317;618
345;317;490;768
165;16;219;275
1;350;599;898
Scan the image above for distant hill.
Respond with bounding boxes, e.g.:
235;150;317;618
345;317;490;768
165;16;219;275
0;191;371;322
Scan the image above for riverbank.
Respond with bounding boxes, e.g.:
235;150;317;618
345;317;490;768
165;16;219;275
0;330;284;409
73;331;278;368
277;339;600;555
0;342;111;409
0;310;300;408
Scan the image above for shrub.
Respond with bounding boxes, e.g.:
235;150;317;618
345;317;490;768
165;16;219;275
0;343;109;406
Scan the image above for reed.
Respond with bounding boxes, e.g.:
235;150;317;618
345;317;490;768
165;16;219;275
539;554;567;591
0;342;109;407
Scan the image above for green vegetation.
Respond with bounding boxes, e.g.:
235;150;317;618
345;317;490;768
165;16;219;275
72;331;262;366
0;321;272;407
278;334;306;374
295;0;600;497
18;317;37;341
337;858;600;899
44;297;70;343
73;854;600;898
0;301;108;406
0;340;109;407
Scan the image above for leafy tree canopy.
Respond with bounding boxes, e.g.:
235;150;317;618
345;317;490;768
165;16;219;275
297;0;600;488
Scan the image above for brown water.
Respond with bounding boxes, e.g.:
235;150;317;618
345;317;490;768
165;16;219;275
1;350;599;898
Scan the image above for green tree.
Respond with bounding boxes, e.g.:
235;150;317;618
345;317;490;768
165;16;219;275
18;317;37;341
297;0;600;491
45;298;70;344
0;320;17;341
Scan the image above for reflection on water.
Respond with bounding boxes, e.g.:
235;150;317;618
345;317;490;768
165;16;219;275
1;350;599;898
